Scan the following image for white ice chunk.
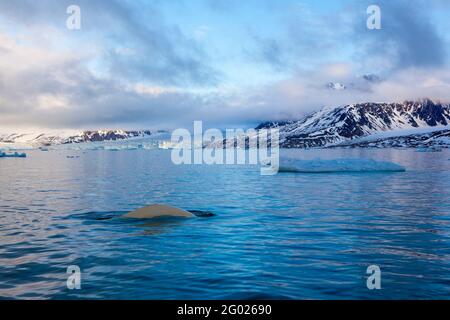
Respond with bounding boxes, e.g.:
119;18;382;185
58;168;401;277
278;158;405;173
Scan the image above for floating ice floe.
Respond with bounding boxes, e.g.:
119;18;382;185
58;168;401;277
101;144;144;151
0;151;27;158
278;158;406;173
103;146;122;151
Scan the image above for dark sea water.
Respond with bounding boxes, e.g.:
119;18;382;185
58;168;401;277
1;148;450;299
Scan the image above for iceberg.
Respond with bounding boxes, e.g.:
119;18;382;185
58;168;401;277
278;158;406;173
104;146;122;152
103;144;140;151
0;151;27;158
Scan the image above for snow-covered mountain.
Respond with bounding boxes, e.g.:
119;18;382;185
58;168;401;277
326;82;346;90
335;128;450;149
251;99;450;149
0;130;152;147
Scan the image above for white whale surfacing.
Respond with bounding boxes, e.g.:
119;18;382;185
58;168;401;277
124;204;195;219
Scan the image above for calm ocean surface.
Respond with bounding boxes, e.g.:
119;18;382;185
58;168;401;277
1;148;450;299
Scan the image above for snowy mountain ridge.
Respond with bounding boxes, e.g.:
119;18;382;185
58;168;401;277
248;99;450;149
0;129;153;147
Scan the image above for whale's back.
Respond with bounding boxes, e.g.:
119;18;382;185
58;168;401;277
124;204;194;219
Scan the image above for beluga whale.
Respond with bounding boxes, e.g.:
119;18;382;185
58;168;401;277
124;204;195;219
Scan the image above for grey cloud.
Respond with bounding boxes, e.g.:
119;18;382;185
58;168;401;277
0;49;231;129
2;50;450;131
356;0;447;70
0;0;219;86
247;3;352;71
362;74;382;83
249;0;447;73
247;32;287;71
1;0;449;131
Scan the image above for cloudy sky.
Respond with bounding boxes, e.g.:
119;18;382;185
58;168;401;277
0;0;449;131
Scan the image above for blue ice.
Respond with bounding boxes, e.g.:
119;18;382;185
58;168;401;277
278;158;406;173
